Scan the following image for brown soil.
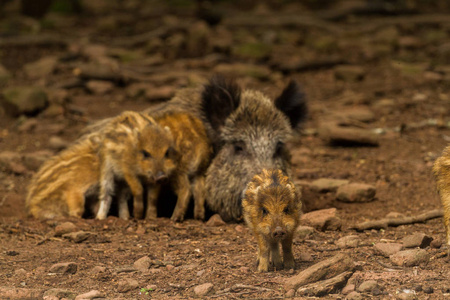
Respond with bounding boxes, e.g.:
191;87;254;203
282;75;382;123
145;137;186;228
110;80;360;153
0;1;450;299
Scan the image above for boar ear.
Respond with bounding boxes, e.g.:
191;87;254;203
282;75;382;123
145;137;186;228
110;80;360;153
274;80;308;128
201;75;241;132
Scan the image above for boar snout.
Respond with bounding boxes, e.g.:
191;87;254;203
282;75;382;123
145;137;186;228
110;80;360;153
272;226;286;239
155;171;168;182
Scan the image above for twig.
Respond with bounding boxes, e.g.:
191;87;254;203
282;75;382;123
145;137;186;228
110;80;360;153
231;284;274;292
376;260;403;270
350;209;443;231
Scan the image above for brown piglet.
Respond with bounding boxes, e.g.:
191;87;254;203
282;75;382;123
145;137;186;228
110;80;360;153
433;145;450;246
242;169;302;272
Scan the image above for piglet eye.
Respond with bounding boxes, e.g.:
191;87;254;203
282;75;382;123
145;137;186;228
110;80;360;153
261;207;268;216
165;147;175;158
141;150;151;158
233;141;245;154
274;142;284;157
283;207;290;214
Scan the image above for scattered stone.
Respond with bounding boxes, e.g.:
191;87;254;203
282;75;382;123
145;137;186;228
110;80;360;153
23;56;58;78
14;268;27;276
372;98;396;114
342;283;355;295
423;286;434;294
193;283;214;296
402;233;433;249
197;269;206;276
334;65;365;81
385;212;405;219
396;291;418;300
300;208;342;231
285;288;296;297
1;86;49;117
0;287;44;299
339;106;375;123
49;262;78;275
239;267;250;273
54;222;78;237
390;249;430;267
22;151;52;171
298;252;314;262
117;278;139;293
6;250;19;256
43;288;76;299
336;183;376;203
309;178;349;193
144;86;175;101
91;266;106;274
206;214;226;226
135;225;146;235
86;80;114;95
75;290;104;300
49;136;69;151
62;231;91;243
296;226;314;239
374;243;403;257
357;280;379;293
284;253;354;290
430;239;442;249
335;235;361;248
297;271;353;297
0;64;11;84
346;291;363;300
235;225;246;233
318;121;379;146
133;256;152;272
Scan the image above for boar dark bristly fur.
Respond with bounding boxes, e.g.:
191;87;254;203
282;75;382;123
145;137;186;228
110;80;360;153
203;77;307;221
242;169;302;272
433;145;450;245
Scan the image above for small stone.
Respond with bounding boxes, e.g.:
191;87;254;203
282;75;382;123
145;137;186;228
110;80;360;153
18;118;38;132
22;151;52;171
62;231;91;243
298;252;313;262
193;283;214;296
43;288;76;299
402;233;433;249
48;136;69;151
75;290;104;300
24;56;58;78
91;266;106;274
346;291;363;300
54;222;78;237
357;280;379;293
86;80;114;95
235;225;246;233
318;121;379;146
166;264;175;271
339;106;375;123
423;286;434;294
430;239;442;249
239;266;250;273
309;178;349;193
133;256;152;272
197;269;206;276
296;226;314;239
49;262;78;274
15;268;27;276
300;208;342;231
334;65;365;81
117;278;139;293
285;289;296;297
342;283;355;295
335;235;361;248
206;214;226;226
1;86;49;117
135;225;146;235
145;86;175;102
336;183;376;203
396;292;418;300
374;243;403;257
385;212;405;219
390;249;430;267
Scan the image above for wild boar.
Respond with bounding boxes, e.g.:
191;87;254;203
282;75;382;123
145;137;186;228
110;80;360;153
433;145;450;245
242;169;302;272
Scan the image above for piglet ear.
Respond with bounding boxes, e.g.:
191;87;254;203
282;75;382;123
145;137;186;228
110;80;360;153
201;75;241;132
274;80;308;128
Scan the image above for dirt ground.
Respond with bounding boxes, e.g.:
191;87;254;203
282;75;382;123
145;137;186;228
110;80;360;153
1;1;450;299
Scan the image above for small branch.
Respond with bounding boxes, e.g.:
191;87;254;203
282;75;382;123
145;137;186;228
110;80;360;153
350;209;443;231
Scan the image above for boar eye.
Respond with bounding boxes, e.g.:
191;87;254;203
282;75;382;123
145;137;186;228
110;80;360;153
165;147;175;158
233;141;245;154
261;207;268;216
274;142;284;157
141;150;152;158
283;206;290;214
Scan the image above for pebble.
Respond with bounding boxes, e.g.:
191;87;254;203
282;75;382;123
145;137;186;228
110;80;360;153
117;278;139;293
390;249;430;267
43;288;76;299
86;80;114;95
205;214;226;226
296;226;314;239
1;86;48;117
318;121;379;146
300;208;342;231
402;233;433;248
193;283;214;296
336;183;376;203
145;86;175;101
91;266;106;274
48;136;69;151
374;242;403;257
15;268;27;276
357;280;379;293
49;262;78;275
423;286;434;294
75;290;104;300
335;235;361;248
62;231;91;243
22;151;52;171
346;291;363;300
54;222;78;237
285;289;296;297
24;56;58;78
133;256;152;272
396;292;417;300
342;283;355;295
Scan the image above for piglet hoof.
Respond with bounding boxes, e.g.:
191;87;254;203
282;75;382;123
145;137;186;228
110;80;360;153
170;213;184;223
284;260;295;270
194;208;205;220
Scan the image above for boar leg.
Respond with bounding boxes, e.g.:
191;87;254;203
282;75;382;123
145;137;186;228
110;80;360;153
96;163;115;220
117;187;130;220
270;241;283;271
171;174;191;222
123;172;145;219
145;184;161;219
257;235;270;272
192;175;206;220
66;190;85;218
282;235;295;270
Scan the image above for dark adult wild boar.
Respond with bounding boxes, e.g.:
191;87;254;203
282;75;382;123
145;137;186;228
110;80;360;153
201;77;307;221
